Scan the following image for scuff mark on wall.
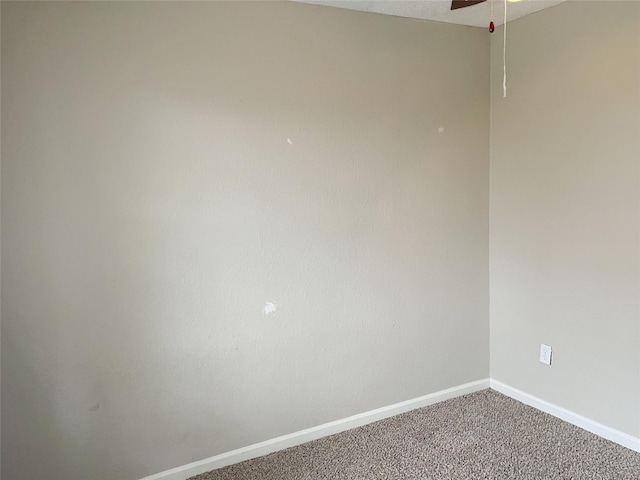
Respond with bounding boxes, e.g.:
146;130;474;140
263;301;278;316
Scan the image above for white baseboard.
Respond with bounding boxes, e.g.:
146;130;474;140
490;379;640;453
140;378;490;480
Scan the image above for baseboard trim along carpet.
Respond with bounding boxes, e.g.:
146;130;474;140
140;379;490;480
490;379;640;453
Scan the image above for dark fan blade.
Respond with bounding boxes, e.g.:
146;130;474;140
451;0;487;10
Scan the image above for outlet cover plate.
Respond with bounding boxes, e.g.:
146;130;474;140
540;344;552;365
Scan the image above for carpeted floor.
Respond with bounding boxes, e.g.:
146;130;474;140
189;389;640;479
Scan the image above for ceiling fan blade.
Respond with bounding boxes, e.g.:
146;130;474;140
451;0;487;10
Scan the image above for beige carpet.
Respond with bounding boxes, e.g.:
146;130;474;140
190;389;640;479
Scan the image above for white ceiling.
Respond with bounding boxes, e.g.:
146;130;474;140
294;0;566;28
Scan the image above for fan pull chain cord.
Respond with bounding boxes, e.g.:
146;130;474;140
503;0;507;97
489;0;495;32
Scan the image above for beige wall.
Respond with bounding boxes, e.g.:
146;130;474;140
1;2;489;478
490;1;640;437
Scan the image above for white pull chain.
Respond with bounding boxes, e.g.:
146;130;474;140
503;0;507;97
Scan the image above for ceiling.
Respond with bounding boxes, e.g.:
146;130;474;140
294;0;566;28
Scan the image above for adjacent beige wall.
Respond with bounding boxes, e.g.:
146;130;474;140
490;1;640;437
1;2;489;478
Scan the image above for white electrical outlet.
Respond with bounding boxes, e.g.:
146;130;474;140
539;344;552;365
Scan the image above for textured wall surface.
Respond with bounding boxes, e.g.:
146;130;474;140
490;1;640;437
1;2;489;478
